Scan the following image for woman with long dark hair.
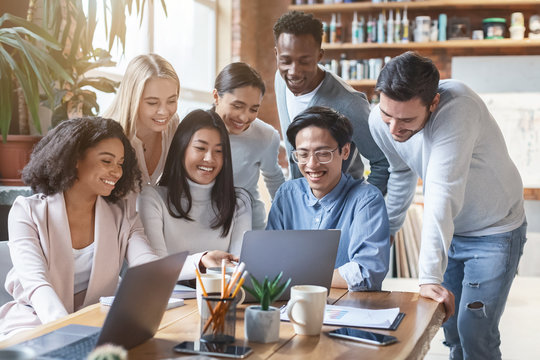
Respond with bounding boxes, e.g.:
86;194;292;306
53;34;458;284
138;109;251;279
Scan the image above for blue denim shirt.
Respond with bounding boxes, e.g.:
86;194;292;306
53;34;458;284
266;173;390;290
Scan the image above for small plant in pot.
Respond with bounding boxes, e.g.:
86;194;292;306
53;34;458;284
243;272;291;343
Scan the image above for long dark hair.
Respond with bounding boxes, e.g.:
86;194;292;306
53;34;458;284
22;117;141;203
158;109;236;237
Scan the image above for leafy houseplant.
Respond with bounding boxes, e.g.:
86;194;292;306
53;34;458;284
0;0;165;185
243;272;291;343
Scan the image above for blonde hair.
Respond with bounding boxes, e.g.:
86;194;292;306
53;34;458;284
104;54;180;138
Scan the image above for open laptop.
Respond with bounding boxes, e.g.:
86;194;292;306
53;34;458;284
239;230;340;302
8;251;188;360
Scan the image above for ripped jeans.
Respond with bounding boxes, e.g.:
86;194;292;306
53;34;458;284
442;221;527;360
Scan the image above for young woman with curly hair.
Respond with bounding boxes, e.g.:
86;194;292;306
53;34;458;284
138;109;252;279
0;117;159;337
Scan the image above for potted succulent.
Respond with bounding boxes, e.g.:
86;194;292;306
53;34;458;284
243;272;291;343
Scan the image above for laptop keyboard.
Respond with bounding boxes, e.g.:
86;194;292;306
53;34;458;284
39;332;99;360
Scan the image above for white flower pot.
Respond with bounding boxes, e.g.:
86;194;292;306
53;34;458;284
244;305;280;343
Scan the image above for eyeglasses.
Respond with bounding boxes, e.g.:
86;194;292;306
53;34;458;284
291;148;338;164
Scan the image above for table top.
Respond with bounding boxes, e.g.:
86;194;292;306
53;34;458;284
0;288;444;360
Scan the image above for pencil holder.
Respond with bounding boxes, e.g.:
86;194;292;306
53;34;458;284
200;295;237;343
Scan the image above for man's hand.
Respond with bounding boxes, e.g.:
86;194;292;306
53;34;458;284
200;250;239;270
419;283;455;323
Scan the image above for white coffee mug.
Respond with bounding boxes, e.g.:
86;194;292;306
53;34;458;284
196;273;245;313
206;266;235;276
286;285;327;336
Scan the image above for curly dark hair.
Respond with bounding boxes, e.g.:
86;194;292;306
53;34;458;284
273;11;323;46
22;117;141;203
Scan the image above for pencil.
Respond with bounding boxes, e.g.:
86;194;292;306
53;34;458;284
221;259;226;299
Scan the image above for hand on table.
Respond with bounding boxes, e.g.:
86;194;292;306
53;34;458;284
200;250;238;270
419;283;455;323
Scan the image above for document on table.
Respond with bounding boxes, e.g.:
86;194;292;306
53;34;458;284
99;296;184;310
280;304;401;329
172;283;196;299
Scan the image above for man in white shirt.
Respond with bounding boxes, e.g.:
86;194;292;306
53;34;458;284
369;51;527;360
273;11;389;195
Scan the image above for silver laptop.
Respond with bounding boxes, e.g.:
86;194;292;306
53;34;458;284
239;230;340;302
8;251;188;360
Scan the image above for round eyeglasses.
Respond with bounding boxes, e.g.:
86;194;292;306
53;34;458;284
291;148;338;164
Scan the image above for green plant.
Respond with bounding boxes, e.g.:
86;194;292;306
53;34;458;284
243;272;291;311
0;13;72;141
0;0;167;141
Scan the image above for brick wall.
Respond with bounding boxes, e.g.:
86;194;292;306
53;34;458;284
231;0;290;135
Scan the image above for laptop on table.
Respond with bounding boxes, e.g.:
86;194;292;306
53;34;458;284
239;230;340;302
8;251;188;360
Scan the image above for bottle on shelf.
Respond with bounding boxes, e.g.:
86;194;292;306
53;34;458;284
322;21;329;43
377;11;386;44
336;13;343;43
395;9;402;43
387;9;394;44
439;13;447;41
367;15;375;43
330;13;337;43
352;11;360;44
359;15;365;43
402;7;410;43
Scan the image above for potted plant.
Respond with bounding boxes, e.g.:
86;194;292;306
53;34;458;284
0;0;165;185
0;12;72;185
243;272;291;343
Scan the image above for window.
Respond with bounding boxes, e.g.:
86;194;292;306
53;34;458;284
86;0;217;117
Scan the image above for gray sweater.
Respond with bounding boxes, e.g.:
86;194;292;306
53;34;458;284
275;69;390;195
369;79;525;284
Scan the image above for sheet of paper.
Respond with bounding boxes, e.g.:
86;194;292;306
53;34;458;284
280;304;400;329
172;284;196;299
99;296;184;310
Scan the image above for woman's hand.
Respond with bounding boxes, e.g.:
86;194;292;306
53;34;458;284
200;250;239;271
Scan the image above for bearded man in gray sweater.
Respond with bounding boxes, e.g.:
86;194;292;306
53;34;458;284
369;51;526;360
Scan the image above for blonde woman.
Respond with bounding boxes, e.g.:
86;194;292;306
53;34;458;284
104;54;180;186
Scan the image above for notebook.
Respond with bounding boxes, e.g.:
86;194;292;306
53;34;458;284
239;230;340;302
8;251;188;359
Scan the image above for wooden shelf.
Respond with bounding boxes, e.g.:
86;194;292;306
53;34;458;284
322;38;540;50
524;188;540;201
347;79;377;87
290;0;540;13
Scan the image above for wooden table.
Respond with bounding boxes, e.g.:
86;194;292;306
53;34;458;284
0;289;444;360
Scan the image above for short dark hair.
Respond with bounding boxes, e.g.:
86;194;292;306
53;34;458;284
215;62;265;97
375;51;440;106
273;11;323;46
22;117;141;203
286;106;353;152
158;109;237;237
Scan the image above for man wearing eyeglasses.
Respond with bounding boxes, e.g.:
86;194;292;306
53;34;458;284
266;106;390;290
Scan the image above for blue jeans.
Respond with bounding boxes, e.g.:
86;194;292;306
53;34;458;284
441;221;527;360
